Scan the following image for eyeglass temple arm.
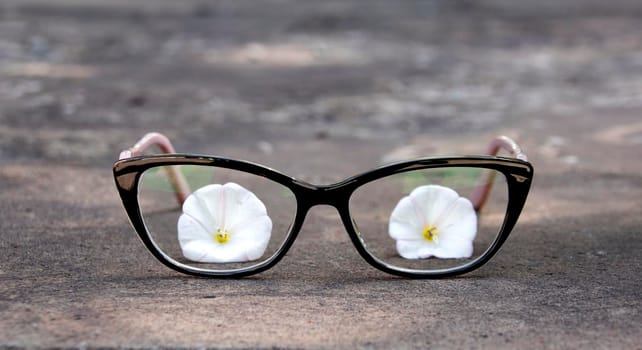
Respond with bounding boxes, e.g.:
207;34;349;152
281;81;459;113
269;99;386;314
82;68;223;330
119;132;190;205
471;135;528;212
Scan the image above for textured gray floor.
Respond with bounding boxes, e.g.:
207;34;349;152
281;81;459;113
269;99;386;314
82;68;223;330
1;1;641;348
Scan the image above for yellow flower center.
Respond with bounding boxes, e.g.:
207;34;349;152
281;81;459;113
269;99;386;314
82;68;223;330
214;229;230;244
422;225;439;243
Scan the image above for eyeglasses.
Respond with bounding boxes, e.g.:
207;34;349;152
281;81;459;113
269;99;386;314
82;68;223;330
113;132;533;278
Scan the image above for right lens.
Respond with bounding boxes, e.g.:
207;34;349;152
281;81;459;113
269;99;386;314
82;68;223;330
349;166;509;272
137;164;297;271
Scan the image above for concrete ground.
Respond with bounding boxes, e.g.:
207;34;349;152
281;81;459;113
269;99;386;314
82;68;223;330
0;1;641;348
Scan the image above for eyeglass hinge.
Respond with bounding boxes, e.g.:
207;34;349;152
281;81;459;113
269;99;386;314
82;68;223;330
511;174;529;183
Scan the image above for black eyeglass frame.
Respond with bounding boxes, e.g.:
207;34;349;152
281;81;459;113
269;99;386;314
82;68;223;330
113;153;533;279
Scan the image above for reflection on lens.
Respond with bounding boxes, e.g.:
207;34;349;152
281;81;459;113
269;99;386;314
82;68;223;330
138;165;296;271
349;167;508;271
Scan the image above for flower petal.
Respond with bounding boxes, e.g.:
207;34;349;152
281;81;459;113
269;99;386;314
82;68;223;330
177;182;273;263
180;239;217;262
389;197;424;240
411;185;460;225
389;221;424;241
439;197;478;242
230;214;272;242
431;235;474;259
181;239;244;263
230;236;270;261
388;184;478;260
177;212;211;244
187;184;225;229
181;186;219;231
223;183;269;231
396;240;435;259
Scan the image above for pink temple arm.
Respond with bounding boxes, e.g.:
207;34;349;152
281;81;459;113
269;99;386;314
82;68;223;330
119;132;190;205
471;136;528;211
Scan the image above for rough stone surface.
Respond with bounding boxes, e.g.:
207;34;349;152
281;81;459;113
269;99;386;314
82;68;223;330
1;1;641;349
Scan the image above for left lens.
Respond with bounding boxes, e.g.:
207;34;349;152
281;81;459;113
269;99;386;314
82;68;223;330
138;164;297;272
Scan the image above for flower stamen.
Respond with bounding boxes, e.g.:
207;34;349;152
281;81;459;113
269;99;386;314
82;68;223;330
422;225;439;244
214;229;230;244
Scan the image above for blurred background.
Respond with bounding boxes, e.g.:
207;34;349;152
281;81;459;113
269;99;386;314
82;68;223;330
1;0;641;173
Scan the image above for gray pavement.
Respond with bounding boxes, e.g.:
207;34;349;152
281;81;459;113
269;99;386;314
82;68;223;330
1;1;641;349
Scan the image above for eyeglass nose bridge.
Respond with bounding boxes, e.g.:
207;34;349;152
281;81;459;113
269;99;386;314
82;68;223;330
291;180;356;210
289;181;371;265
289;182;359;244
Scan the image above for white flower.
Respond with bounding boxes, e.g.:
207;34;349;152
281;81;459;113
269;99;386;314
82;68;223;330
388;185;477;259
177;183;272;263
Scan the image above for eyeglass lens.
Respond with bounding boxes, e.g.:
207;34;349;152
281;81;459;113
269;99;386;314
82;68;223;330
138;165;297;271
349;167;508;272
